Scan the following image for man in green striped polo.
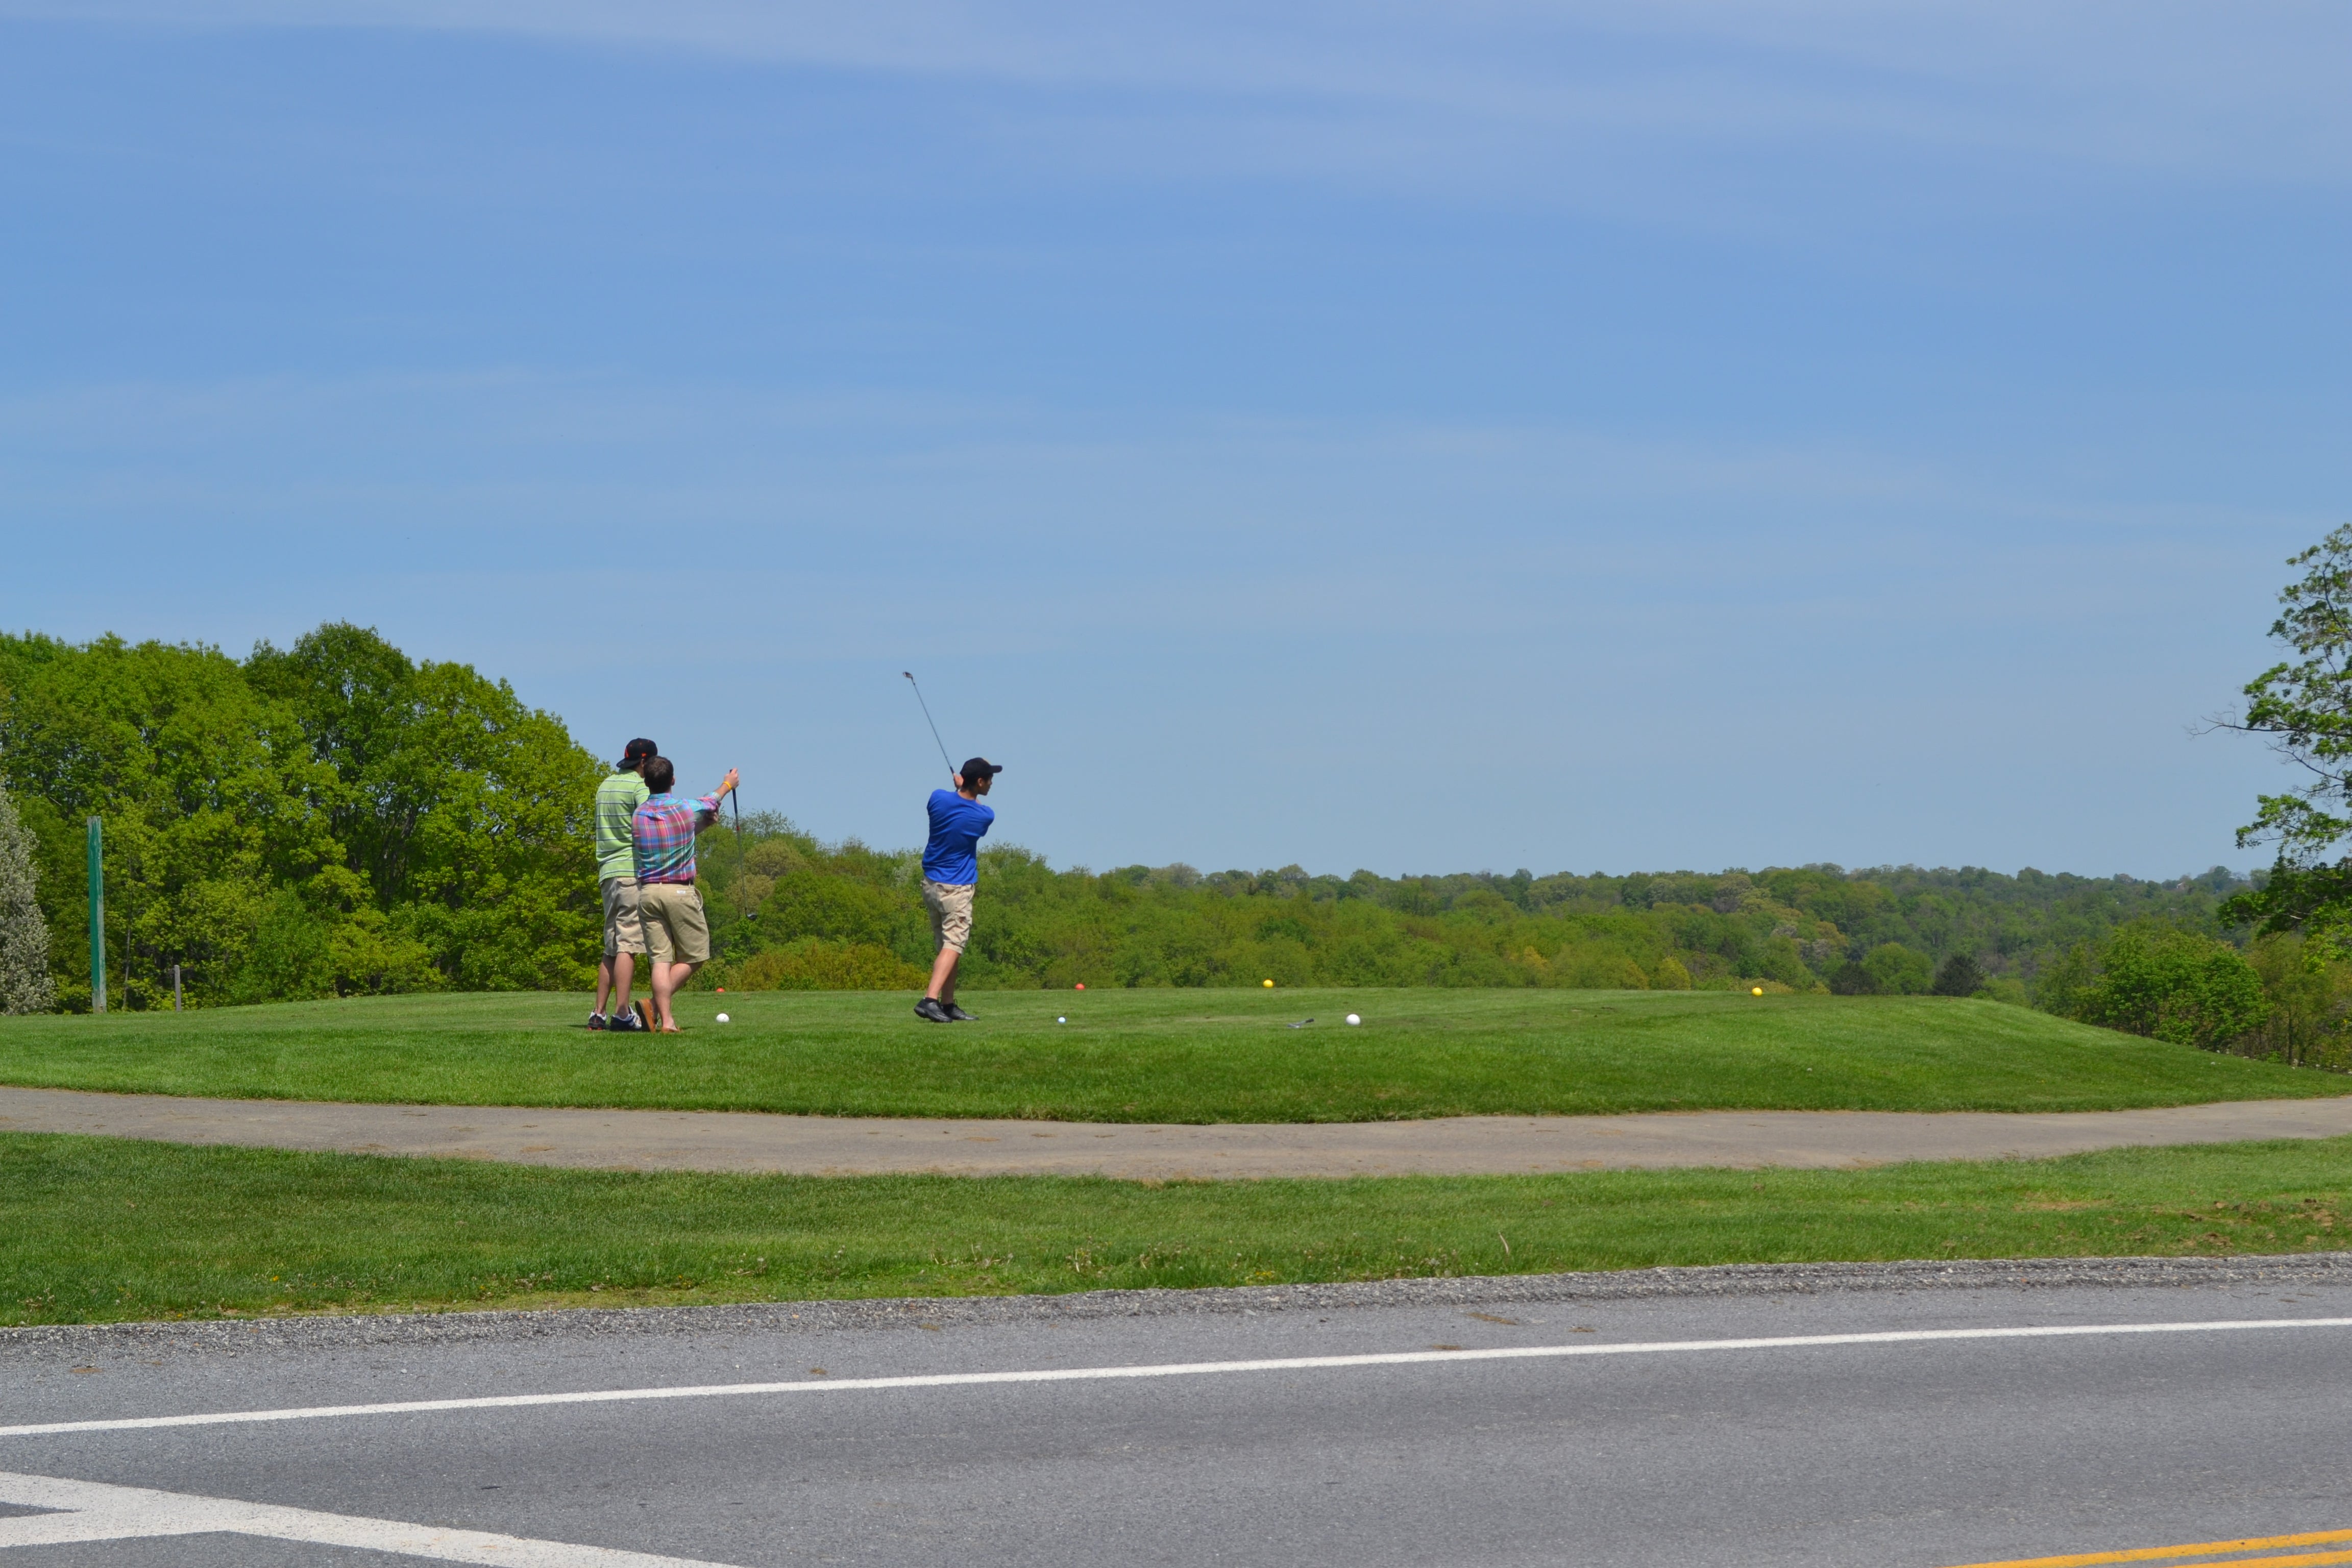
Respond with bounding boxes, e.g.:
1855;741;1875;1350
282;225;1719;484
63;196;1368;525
590;738;657;1031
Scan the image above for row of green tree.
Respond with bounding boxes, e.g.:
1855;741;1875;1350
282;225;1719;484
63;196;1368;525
2033;923;2352;1072
0;623;600;1010
678;828;2352;1068
677;811;2251;1006
0;619;2289;1014
5;592;2352;1077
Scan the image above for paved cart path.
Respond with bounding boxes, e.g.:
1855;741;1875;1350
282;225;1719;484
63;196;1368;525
4;1085;2352;1176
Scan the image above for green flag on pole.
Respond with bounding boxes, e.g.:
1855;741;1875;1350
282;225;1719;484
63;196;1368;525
86;816;104;1014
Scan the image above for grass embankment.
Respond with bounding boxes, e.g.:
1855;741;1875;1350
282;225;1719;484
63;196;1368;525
5;1132;2349;1326
0;990;2338;1120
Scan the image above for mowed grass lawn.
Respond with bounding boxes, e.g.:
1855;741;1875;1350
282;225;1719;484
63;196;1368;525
0;989;2339;1120
6;1130;2350;1326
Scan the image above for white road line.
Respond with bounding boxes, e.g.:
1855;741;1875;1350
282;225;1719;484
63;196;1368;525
0;1468;740;1564
5;1316;2349;1441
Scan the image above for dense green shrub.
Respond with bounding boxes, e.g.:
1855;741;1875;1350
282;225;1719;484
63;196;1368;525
1861;943;1934;995
1931;953;1987;997
728;939;928;991
2240;934;2352;1068
760;869;925;950
2044;922;2270;1050
1829;944;1934;995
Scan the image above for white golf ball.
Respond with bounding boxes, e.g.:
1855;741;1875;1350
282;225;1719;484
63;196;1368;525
1345;1013;1361;1025
715;1013;730;1024
1057;1016;1067;1024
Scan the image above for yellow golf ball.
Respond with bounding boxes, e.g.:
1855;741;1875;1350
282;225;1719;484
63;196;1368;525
1751;986;1763;996
1263;978;1275;988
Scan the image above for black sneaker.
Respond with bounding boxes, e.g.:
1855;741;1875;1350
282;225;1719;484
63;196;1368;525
604;1010;640;1033
944;1003;978;1022
587;1011;607;1031
914;997;953;1023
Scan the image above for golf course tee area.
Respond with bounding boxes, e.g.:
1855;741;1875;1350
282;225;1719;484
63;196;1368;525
0;988;2339;1121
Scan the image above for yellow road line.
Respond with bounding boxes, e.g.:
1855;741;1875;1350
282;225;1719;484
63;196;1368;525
1945;1531;2352;1568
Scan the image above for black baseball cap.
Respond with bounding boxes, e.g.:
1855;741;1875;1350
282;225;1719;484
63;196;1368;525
619;738;659;768
960;757;1003;779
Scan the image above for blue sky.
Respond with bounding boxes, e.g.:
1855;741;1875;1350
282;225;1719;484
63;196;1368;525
3;3;2346;878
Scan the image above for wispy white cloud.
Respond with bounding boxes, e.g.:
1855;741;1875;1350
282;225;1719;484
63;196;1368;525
0;365;2311;605
0;363;2305;873
3;1;2346;191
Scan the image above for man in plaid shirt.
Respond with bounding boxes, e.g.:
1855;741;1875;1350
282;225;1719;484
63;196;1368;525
630;755;739;1034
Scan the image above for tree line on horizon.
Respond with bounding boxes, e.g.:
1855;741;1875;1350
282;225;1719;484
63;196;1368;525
2;608;2350;1070
0;620;2262;1003
685;814;2258;1007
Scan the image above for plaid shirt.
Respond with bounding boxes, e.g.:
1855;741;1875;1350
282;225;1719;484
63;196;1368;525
631;792;722;885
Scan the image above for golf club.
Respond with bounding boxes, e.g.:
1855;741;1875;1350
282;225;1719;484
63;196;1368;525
730;786;747;927
902;671;957;781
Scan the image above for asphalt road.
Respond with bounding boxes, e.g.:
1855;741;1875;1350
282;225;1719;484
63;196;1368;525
5;1259;2352;1567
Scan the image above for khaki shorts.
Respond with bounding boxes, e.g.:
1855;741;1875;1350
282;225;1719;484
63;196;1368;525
638;881;711;965
600;876;646;958
923;878;975;953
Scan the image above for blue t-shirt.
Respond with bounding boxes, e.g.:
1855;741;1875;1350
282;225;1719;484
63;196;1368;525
922;789;994;885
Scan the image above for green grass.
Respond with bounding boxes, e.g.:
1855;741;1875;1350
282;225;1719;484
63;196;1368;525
0;989;2339;1120
7;1130;2351;1326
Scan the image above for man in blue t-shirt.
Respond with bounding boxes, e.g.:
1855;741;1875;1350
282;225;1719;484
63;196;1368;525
915;757;1000;1023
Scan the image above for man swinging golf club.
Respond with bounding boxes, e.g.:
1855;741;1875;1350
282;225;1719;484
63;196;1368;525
915;757;1000;1024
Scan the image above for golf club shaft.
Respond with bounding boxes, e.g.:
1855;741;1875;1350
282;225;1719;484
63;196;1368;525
902;672;956;779
731;790;747;924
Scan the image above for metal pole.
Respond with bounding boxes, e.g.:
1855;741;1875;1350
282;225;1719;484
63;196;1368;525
173;963;182;1013
86;816;105;1014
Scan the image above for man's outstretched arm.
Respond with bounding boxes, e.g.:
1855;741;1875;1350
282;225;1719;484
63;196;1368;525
692;767;742;830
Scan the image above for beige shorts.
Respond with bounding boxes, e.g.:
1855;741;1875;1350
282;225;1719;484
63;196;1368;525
600;876;646;958
923;878;975;953
638;881;711;965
